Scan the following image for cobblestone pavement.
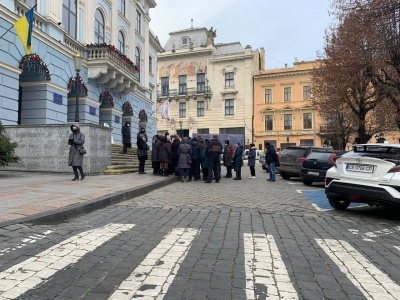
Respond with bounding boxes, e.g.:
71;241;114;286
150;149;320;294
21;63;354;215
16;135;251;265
1;166;400;299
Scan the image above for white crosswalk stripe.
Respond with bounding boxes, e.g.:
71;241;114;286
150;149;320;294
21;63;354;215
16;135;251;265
316;239;400;300
244;233;298;299
108;228;199;300
0;223;134;300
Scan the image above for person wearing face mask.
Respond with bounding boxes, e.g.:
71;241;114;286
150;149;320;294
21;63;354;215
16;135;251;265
137;127;148;143
121;121;131;154
68;124;85;181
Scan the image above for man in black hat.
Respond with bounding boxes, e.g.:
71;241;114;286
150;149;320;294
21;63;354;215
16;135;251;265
265;142;278;182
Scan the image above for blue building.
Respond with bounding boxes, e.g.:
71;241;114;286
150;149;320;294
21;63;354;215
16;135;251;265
0;0;162;144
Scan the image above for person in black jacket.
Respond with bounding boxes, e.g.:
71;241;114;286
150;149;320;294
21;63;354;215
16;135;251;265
137;132;149;174
191;137;201;181
121;121;131;154
205;135;223;183
265;142;278;182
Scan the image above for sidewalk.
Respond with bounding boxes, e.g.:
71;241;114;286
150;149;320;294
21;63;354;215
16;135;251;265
0;170;177;228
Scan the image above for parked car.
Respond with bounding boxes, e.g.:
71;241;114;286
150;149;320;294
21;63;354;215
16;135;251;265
301;150;346;185
277;146;327;179
325;144;400;210
243;149;264;160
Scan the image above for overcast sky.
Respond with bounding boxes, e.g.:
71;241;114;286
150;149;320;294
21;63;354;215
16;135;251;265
150;0;333;69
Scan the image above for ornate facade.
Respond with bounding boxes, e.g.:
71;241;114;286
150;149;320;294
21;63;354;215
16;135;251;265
156;27;262;144
0;0;162;143
253;61;324;151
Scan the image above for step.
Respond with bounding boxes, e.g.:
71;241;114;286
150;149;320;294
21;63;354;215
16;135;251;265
103;169;137;175
106;164;139;170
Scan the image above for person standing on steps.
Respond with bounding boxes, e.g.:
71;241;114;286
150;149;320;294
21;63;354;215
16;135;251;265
68;124;85;181
121;121;131;154
233;142;243;180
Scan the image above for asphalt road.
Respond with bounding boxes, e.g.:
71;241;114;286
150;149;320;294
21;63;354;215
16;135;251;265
1;166;400;300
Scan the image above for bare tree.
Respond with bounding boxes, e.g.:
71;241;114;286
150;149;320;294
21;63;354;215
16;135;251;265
313;6;385;143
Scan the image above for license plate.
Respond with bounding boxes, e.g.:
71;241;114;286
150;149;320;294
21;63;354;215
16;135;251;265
308;171;319;176
346;164;374;173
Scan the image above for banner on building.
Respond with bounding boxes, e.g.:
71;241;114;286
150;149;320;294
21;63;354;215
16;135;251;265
158;100;170;122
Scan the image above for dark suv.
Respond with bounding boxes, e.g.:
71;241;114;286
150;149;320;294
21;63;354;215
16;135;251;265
277;146;327;180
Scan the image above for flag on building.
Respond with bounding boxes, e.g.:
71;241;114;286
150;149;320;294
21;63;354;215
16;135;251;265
158;100;170;122
14;5;36;54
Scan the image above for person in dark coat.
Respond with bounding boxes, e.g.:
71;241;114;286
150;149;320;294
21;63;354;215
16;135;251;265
171;135;181;176
178;137;192;182
233;142;244;180
68;124;85;181
121;121;131;154
190;137;201;181
223;140;234;178
151;135;160;175
137;127;148;143
197;136;206;179
158;136;172;176
265;142;278;182
137;132;148;174
200;139;209;181
247;143;257;179
205;135;223;183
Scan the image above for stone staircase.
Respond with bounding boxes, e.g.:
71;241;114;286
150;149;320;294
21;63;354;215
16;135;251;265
103;144;151;175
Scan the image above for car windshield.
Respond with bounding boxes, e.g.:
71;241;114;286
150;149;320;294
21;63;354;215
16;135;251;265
282;148;306;157
343;146;400;160
306;152;332;161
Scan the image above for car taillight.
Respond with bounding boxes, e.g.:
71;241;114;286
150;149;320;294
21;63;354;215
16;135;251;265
388;166;400;173
296;157;306;163
325;177;334;185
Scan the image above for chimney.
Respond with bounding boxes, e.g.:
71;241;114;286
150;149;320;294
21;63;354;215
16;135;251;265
285;63;288;68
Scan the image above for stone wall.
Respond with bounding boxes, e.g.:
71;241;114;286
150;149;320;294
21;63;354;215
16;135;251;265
3;124;112;174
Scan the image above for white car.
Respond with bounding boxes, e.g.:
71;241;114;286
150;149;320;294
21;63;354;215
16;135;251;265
325;144;400;210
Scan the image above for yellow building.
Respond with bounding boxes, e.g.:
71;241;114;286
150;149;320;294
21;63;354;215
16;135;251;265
253;61;324;151
156;27;262;143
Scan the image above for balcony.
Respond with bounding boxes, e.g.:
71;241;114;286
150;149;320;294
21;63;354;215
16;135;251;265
157;87;212;100
86;44;140;96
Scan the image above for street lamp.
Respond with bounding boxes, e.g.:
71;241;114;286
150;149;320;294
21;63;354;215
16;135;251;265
73;52;83;122
179;119;183;137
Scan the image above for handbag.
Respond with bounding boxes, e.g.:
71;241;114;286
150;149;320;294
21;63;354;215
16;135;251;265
138;149;148;159
275;160;280;167
79;147;87;155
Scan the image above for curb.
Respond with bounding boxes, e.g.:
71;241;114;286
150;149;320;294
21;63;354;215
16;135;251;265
0;176;179;228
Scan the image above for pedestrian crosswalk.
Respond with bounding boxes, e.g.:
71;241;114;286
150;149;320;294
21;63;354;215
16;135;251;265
0;224;399;300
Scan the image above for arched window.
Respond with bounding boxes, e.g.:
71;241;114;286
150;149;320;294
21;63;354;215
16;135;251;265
94;9;105;43
62;0;76;38
118;31;125;53
135;47;140;81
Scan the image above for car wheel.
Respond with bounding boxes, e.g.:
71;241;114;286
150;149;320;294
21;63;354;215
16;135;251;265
328;197;350;210
280;173;291;180
302;179;313;186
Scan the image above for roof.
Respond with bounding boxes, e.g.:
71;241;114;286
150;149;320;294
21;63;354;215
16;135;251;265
213;42;245;56
163;27;208;51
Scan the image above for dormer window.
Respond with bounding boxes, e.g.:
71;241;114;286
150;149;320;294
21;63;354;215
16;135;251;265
182;37;190;45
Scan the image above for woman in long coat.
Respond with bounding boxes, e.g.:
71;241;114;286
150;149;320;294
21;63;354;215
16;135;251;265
233;142;243;180
68;124;85;181
158;136;172;176
137;133;148;174
178;137;192;182
247;143;257;179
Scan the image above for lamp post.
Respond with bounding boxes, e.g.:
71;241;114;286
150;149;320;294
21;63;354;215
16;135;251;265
73;52;83;122
179;119;183;137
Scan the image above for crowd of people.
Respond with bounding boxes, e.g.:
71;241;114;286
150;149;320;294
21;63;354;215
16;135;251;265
68;124;279;182
148;133;278;183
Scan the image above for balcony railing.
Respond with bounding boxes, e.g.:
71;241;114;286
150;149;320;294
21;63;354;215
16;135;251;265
86;45;140;95
157;86;212;99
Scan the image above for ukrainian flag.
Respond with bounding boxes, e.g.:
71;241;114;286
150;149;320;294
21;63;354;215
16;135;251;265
14;5;36;55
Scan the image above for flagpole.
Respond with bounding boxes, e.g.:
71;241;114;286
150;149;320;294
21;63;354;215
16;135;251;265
0;25;14;41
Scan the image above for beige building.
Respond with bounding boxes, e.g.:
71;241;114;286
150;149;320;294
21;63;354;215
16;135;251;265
253;61;324;151
156;27;263;144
